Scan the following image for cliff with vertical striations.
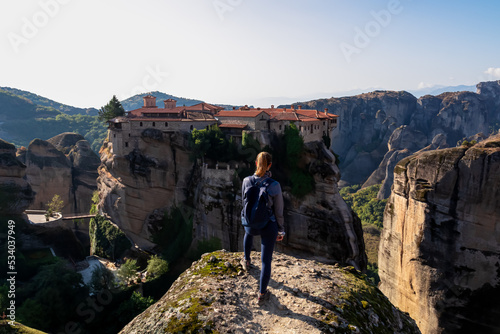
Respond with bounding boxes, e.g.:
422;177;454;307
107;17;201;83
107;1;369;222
17;133;99;214
97;129;194;249
378;135;500;334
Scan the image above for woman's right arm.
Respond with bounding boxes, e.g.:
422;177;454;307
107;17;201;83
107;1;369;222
271;183;285;233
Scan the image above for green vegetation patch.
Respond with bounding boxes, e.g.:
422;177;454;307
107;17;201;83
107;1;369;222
340;184;387;229
161;251;236;333
150;206;193;264
163;297;217;334
189;125;239;162
0;320;48;334
89;214;132;261
7;114;107;153
340;184;387;284
192;253;238;278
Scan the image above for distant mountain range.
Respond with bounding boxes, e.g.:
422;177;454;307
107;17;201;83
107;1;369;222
407;84;477;97
323;85;477;100
0;87;99;116
0;88;106;151
120;91;204;111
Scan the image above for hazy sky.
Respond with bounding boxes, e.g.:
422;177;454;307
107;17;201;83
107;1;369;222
1;0;500;108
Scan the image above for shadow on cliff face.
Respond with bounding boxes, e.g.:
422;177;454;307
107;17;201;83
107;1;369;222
437;283;500;334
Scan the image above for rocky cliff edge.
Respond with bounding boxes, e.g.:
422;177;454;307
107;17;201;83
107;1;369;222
120;250;420;334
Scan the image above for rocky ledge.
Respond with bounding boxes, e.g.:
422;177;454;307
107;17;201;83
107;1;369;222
121;251;420;334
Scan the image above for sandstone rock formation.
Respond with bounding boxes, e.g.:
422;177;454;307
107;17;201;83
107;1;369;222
477;80;500;120
120;250;420;334
363;126;448;199
0;138;33;214
97;130;194;249
378;135;500;334
98;128;367;269
291;91;417;187
17;133;99;214
49;133;100;214
290;81;500;189
410;91;490;146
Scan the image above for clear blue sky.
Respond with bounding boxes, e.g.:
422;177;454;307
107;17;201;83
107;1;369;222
1;0;499;108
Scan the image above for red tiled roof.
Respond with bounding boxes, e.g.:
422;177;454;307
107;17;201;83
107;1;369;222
216;110;268;118
184;103;224;112
127;103;338;125
127;102;223;117
300;119;321;122
130;118;217;122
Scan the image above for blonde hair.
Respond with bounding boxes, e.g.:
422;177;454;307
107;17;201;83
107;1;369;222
255;152;272;177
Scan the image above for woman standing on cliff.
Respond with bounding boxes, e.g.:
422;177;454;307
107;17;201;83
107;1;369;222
241;151;285;305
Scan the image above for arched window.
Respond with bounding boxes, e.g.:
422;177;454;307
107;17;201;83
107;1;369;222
165;122;168;127
140;122;143;127
152;122;156;127
190;125;194;131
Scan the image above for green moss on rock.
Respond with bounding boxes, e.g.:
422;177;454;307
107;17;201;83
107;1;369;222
120;251;420;334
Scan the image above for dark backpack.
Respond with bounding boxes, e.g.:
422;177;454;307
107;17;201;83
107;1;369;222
241;176;272;229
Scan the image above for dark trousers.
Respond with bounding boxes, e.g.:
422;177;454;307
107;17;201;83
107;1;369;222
243;221;279;294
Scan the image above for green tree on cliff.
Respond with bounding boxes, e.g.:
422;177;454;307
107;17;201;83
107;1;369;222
117;259;139;285
98;95;125;122
46;194;64;218
146;255;169;280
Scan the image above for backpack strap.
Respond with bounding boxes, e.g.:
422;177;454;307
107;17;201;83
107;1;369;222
254;176;270;187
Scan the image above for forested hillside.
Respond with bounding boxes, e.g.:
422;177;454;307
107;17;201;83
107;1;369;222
0;89;106;152
0;87;98;116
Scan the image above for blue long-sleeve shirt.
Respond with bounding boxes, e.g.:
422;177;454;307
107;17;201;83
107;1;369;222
241;173;284;232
